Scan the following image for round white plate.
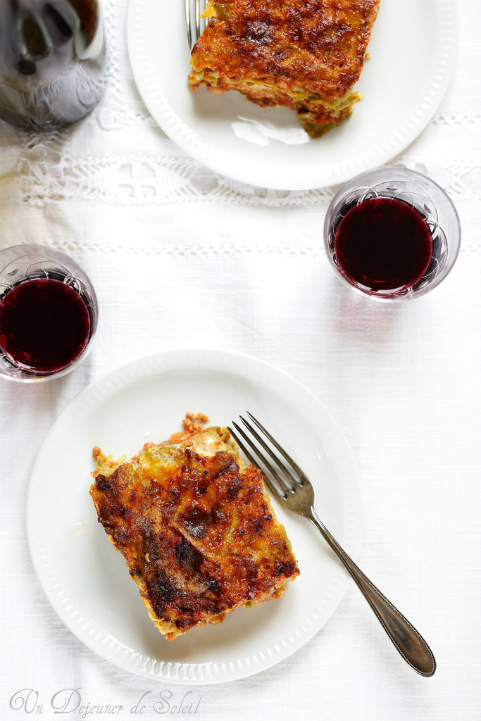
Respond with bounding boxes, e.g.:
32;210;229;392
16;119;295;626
127;0;457;191
27;349;363;684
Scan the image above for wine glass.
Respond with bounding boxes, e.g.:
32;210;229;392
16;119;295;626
0;244;98;382
324;167;461;301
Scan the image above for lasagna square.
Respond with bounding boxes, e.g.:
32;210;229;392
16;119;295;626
188;0;380;137
90;427;299;640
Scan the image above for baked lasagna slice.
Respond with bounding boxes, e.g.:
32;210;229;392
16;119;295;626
90;426;299;640
188;0;379;137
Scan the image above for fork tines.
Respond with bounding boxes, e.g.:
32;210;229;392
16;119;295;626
228;413;304;501
185;0;206;50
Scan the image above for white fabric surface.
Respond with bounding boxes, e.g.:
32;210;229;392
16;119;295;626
1;0;480;719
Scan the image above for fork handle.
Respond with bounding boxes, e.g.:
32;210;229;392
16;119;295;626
308;507;436;676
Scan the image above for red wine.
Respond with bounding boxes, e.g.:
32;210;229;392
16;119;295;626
334;198;433;291
0;278;91;373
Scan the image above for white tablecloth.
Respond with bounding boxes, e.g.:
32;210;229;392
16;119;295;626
1;0;480;719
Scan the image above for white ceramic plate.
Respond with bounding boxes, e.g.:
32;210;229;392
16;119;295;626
127;0;457;191
27;349;363;684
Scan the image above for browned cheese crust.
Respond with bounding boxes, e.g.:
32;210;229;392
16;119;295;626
90;428;299;640
189;0;379;136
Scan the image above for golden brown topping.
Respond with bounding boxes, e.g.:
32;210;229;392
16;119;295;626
189;0;379;136
90;427;299;639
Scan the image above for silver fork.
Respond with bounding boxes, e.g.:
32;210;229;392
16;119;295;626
229;412;436;677
185;0;206;50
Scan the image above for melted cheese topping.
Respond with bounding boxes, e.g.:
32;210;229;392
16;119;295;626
90;427;299;640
